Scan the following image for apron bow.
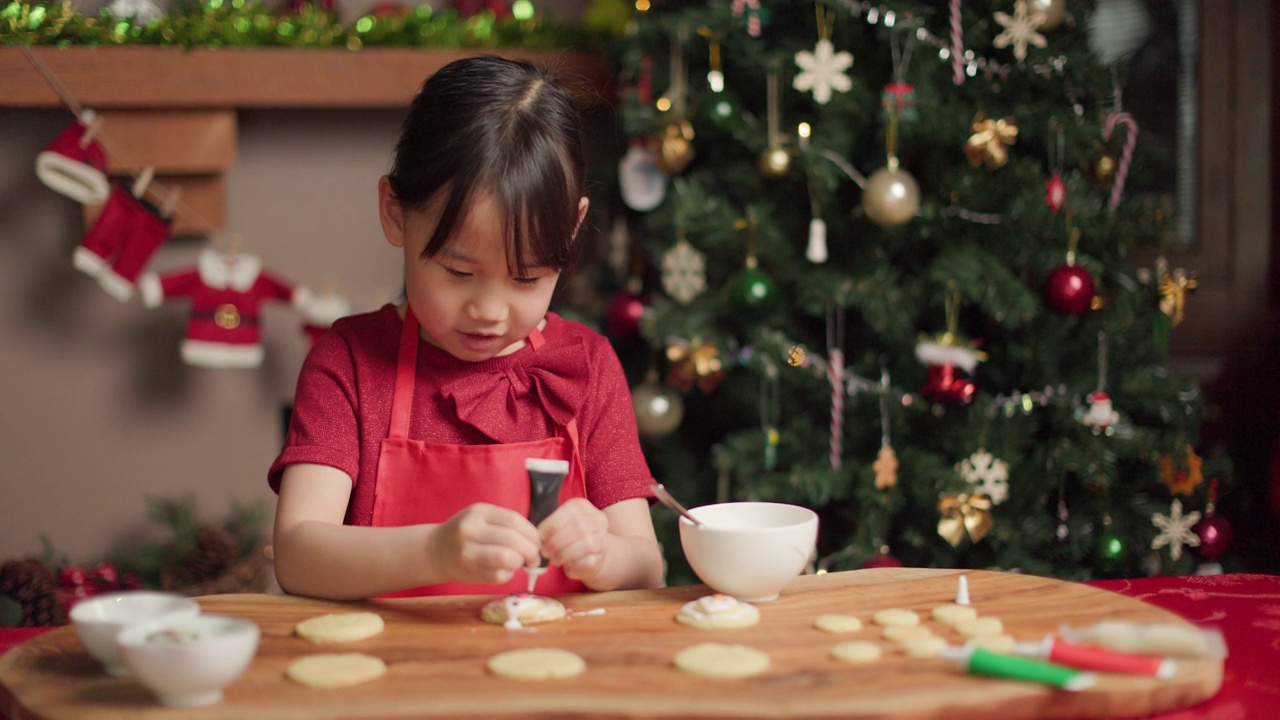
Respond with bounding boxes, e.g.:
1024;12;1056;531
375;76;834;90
442;336;587;441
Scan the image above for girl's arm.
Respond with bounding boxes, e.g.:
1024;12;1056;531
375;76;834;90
540;497;664;592
273;463;541;599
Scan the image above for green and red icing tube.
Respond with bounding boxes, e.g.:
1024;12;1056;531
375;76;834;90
941;644;1097;691
1015;636;1176;678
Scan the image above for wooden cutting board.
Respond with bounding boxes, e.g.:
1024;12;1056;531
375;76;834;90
0;568;1221;719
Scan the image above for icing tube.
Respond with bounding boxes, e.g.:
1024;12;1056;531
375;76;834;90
1014;636;1176;678
940;644;1097;691
524;458;569;593
1058;621;1227;659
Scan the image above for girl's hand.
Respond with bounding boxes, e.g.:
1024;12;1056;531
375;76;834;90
430;503;541;585
538;499;611;583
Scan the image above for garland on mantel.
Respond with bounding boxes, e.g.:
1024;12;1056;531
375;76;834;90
1;0;606;50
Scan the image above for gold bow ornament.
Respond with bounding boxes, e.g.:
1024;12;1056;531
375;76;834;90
964;114;1019;169
937;492;994;547
666;337;725;393
1159;269;1198;326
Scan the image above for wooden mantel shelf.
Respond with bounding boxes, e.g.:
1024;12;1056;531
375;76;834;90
0;45;613;109
1;46;612;235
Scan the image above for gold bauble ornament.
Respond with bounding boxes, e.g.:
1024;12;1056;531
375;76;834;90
655;120;695;176
631;379;686;437
862;164;920;227
1094;153;1117;182
757;146;792;179
1027;0;1067;30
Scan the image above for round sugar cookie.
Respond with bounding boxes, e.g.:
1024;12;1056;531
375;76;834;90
831;641;883;664
882;624;934;642
295;612;385;644
898;635;948;659
486;648;586;680
480;595;567;626
955;616;1004;638
673;643;770;679
286;653;387;688
872;608;920;627
814;614;863;634
969;633;1017;653
931;603;978;625
675;594;760;630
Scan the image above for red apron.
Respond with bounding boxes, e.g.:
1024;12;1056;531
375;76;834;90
371;307;589;597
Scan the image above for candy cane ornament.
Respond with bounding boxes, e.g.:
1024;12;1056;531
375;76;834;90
1102;112;1138;209
828;348;844;471
949;0;964;86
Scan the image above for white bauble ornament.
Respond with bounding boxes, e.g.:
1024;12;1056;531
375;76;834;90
805;218;828;263
862;165;920;227
619;144;667;211
1027;0;1067;30
632;380;685;437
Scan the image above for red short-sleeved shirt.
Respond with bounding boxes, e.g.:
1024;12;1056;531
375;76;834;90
269;305;655;526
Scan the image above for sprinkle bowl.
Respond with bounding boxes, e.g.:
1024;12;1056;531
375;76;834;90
69;591;201;676
116;614;260;707
679;501;819;602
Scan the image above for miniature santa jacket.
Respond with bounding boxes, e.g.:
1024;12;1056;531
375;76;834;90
140;248;310;368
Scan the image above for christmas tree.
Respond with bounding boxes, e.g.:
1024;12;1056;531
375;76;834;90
597;0;1231;583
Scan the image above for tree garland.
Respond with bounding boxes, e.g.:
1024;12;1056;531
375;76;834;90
0;0;605;50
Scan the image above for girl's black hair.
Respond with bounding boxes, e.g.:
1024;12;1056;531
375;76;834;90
386;55;586;275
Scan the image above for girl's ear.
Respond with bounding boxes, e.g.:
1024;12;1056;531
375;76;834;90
378;176;407;249
573;196;589;240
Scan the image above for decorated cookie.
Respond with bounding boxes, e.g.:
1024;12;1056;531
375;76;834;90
481;594;567;629
675;594;761;629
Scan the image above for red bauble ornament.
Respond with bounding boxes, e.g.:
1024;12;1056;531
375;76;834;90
859;552;904;569
1044;264;1096;315
59;564;88;590
367;2;411;17
606;291;647;338
1193;512;1233;561
921;363;976;405
89;562;118;588
1045;173;1066;213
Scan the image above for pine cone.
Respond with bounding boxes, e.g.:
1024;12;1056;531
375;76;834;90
159;525;239;590
0;559;68;627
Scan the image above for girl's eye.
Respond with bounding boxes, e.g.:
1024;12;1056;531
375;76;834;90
514;276;542;286
443;267;471;279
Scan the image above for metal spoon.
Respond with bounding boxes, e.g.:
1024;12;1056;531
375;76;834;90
650;483;703;526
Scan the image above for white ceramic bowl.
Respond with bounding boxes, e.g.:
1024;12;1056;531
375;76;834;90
117;614;260;707
679;501;819;602
69;591;201;676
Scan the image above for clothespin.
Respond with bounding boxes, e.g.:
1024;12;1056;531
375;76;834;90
131;165;155;199
160;187;182;219
78;115;104;150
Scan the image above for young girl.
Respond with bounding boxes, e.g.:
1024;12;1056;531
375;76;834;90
269;56;664;600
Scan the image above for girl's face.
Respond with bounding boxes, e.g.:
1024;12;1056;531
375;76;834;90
379;179;582;362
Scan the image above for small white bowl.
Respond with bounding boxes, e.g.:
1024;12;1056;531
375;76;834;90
116;614;260;707
70;591;201;676
679;501;819;602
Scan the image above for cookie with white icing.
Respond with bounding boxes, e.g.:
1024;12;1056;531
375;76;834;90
480;594;567;629
675;594;761;629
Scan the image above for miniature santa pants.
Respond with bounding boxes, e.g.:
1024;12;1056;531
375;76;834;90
73;185;171;302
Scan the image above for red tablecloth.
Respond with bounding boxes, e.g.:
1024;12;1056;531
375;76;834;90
2;574;1277;719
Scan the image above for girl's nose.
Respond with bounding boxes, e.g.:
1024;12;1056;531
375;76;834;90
466;287;508;323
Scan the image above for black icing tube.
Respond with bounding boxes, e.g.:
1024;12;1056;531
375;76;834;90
524;458;569;592
526;458;569;527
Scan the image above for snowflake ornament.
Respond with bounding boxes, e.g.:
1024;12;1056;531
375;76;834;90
956;449;1010;505
1150;498;1201;561
794;40;853;105
993;0;1048;62
660;238;706;304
